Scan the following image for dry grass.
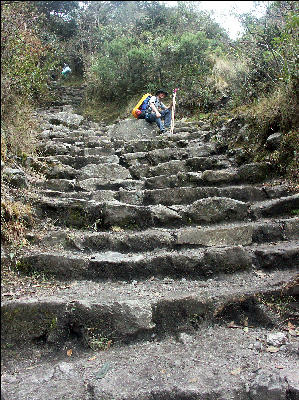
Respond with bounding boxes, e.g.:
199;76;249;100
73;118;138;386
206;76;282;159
233;82;299;184
81;93;142;124
209;55;249;94
1;196;33;244
246;83;298;141
1;98;38;161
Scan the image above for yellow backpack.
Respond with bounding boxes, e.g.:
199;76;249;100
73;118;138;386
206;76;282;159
132;93;152;119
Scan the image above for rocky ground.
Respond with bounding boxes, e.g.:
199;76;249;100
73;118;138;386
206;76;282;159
1;84;299;400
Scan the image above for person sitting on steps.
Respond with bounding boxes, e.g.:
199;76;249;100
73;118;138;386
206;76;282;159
145;89;172;133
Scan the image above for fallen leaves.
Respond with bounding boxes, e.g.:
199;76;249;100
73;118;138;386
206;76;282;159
227;320;250;332
231;368;241;376
227;321;240;328
284;321;299;337
66;349;73;357
111;226;123;232
267;346;280;353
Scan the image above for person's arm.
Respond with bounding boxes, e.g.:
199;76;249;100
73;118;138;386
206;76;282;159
149;98;161;117
161;101;173;110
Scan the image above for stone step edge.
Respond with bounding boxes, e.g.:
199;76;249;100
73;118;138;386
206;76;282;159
35;182;292;201
15;240;299;281
27;217;299;250
2;268;296;351
2;324;298;400
31;194;299;230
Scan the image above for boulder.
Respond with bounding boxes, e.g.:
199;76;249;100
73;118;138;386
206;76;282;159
78;163;131;181
185;197;248;223
106;118;157;140
201;169;239;184
265;132;283;151
151;204;183;225
48;111;84;128
248;370;287;399
266;332;288;346
2;167;28;188
238;162;271;183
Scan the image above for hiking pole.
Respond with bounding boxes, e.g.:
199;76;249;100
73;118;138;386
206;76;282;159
170;88;178;135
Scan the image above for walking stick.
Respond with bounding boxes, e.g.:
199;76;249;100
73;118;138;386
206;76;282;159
170;88;178;135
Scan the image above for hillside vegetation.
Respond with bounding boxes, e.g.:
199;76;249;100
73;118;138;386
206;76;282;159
1;0;298;245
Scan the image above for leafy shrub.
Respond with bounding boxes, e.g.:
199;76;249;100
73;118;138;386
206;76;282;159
1;1;58;159
87;37;155;100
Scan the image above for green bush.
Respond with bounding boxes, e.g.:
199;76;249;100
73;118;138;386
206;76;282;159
1;1;59;159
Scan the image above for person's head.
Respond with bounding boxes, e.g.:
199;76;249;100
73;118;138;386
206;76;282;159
155;89;168;99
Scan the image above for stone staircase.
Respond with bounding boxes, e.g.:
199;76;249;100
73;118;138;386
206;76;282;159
1;87;299;400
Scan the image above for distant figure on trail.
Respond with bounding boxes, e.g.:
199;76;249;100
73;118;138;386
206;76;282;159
49;69;58;81
145;89;172;134
61;63;71;78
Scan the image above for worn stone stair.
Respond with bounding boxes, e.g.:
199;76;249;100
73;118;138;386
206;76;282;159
1;87;299;400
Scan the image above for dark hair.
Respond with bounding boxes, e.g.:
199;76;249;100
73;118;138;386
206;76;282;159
155;89;168;97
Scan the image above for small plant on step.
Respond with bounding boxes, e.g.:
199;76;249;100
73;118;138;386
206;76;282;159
86;328;112;351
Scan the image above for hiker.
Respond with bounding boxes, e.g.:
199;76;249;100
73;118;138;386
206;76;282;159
145;89;172;133
61;63;71;78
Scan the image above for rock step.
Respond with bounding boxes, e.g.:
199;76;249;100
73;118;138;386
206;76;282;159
27;217;299;252
37;127;105;142
32;194;299;230
112;133;212;153
37;140;115;156
38;129;106;141
119;143;219;166
144;166;276;189
41;164;273;185
38;154;120;169
16;241;299;281
106;120;204;139
36;178;145;192
132;161;271;181
128;157;233;179
38;155;232;179
2;269;297;352
44;162;132;181
37;137;212;158
2;323;298;400
45;136;185;154
37;125;204;143
35;183;293;206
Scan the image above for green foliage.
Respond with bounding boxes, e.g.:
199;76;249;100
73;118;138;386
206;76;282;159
1;2;58;103
230;1;299;105
83;2;221;109
35;1;79;17
1;1;60;159
35;1;80;42
271;11;299;83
